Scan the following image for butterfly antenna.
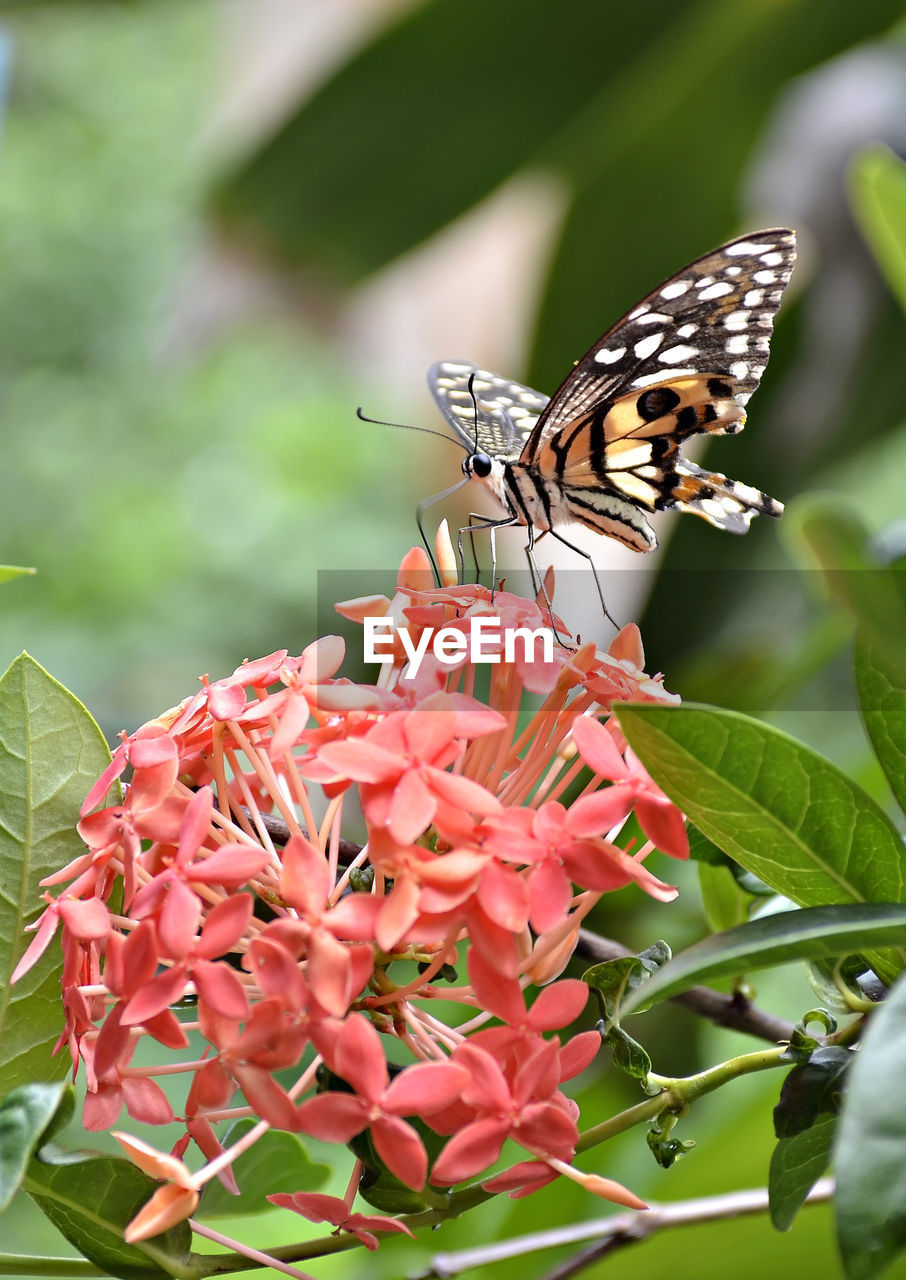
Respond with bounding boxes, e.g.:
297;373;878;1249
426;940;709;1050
466;373;481;452
356;407;467;450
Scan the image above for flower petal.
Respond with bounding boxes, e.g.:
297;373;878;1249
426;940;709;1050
372;1114;428;1190
429;1116;510;1185
570;716;629;780
124;1183;198;1243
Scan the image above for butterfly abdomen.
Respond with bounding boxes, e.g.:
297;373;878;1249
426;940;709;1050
502;459;658;553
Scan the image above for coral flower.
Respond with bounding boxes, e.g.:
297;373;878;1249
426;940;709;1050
15;529;684;1262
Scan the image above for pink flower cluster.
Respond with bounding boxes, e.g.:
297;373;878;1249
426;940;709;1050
14;540;686;1250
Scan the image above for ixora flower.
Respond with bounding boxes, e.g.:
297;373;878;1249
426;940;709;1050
14;527;685;1265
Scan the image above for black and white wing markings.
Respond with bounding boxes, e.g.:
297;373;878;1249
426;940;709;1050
524;229;796;447
428;360;548;462
427;230;795;555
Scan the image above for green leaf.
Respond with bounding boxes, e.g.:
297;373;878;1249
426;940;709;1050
647;1113;695;1169
584;944;670;1081
836;973;906;1279
686;826;727;865
850;144;906;315
601;1023;651;1082
25;1151;193;1280
0;654;119;1094
0;1081;72;1211
214;0;679;282
803;956;869;1016
615;704;906;982
358;1165;447;1216
584;943;671;1019
769;1114;835;1232
788;499;906;640
698;861;753;933
620;904;906;1015
773;1046;851;1139
855;625;906;818
197;1120;329;1218
0;565;36;584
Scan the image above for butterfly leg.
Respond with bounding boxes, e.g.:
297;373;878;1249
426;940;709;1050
463;513;490;585
523;527;573;648
545;528;620;630
457;514;518;595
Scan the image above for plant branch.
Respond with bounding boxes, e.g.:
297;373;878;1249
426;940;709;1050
577;1043;788;1152
575;1094;668;1152
411;1178;834;1279
647;1043;789;1100
0;1259;102;1277
576;928;796;1043
238;806;361;863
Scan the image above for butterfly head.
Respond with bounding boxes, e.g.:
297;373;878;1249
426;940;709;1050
461;448;513;517
463;451;493;480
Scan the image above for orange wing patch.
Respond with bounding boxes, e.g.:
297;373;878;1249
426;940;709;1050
601;375;745;443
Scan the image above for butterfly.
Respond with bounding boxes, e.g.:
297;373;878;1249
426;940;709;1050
426;229;796;586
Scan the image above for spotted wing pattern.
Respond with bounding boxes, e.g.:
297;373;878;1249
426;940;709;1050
428;360;549;462
524;229;796;446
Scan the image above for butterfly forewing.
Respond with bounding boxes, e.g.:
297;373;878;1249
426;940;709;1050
523;229;796;453
428;359;549;462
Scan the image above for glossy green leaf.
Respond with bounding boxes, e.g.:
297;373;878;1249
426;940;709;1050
773;1047;851;1139
835;974;906;1278
0;654;118;1094
0;565;36;584
647;1113;695;1170
620;904;906;1015
855;625;906;818
197;1120;329;1218
770;1114;835;1232
615;703;906;921
584;945;670;1081
584;942;671;1015
601;1023;651;1082
0;1081;72;1211
686;827;726;865
25;1151;193;1280
850;144;906;315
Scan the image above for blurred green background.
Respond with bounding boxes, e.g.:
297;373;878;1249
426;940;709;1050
2;1;906;1277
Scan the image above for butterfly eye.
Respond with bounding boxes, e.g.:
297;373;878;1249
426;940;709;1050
468;452;493;478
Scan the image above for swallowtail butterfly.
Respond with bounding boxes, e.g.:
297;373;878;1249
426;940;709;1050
427;230;795;568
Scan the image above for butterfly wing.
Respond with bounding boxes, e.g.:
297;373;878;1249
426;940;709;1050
521;229;795;538
428;360;549;462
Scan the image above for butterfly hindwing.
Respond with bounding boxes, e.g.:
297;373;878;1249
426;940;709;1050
428;360;549;462
665;460;782;533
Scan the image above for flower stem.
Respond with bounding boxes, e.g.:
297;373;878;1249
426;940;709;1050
647;1044;789;1102
0;1257;101;1277
578;1045;789;1153
576;1094;668;1152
